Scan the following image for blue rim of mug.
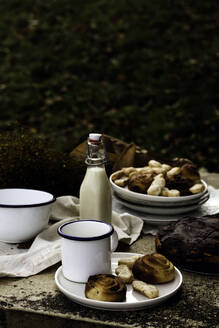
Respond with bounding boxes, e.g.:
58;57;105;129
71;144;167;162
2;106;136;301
57;219;114;241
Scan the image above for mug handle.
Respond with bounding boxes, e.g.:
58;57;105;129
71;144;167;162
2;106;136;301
111;230;118;252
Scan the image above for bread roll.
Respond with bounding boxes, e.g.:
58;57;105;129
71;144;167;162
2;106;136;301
132;253;175;284
114;176;129;187
85;274;127;302
161;187;180;197
189;183;204;194
148;160;162;168
147;174;166;196
115;264;134;283
118;254;143;269
132;280;159;298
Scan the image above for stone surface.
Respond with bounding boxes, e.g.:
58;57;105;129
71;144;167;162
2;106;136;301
0;172;219;328
0;239;218;328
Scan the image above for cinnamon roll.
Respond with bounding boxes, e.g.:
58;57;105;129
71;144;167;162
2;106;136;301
132;253;175;284
85;274;127;302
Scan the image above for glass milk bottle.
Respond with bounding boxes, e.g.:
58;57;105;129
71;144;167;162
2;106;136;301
79;133;112;223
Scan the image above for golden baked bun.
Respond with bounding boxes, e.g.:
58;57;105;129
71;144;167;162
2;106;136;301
85;274;127;302
132;253;175;284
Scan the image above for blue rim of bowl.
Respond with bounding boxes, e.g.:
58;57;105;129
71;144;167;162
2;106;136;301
58;220;114;241
0;188;56;208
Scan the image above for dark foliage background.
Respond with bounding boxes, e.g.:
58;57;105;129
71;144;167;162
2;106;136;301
0;0;218;171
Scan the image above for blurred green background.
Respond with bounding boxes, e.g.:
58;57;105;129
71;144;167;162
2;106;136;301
0;0;218;172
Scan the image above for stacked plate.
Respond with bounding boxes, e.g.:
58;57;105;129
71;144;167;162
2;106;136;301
110;173;209;216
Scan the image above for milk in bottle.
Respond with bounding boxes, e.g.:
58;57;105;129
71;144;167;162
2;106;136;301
79;133;112;223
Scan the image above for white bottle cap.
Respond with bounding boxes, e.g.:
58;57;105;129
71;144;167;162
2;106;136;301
89;133;102;141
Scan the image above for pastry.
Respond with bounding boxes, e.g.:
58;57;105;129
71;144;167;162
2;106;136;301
114;176;129;187
132;253;175;284
170;157;194;168
115;264;134;283
156;214;219;273
147;173;166;196
132;280;159;299
189;183;205;194
161;187;180;197
166;163;201;196
112;167;136;182
128;171;154;193
85;274;127;302
112;158;204;197
118;254;143;269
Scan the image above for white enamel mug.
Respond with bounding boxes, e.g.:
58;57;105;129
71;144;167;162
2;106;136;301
58;220;118;283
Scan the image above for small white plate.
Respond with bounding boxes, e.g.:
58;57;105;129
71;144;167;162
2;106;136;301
55;252;183;311
110;172;208;206
114;193;209;215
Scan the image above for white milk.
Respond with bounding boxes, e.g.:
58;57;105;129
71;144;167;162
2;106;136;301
79;166;112;223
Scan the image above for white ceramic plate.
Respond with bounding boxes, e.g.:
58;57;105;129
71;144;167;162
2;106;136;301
113;197;193;225
114;193;209;215
113;197;184;225
55;252;183;311
141;215;183;225
110;172;208;206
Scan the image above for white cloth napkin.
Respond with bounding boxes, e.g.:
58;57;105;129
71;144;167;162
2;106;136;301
0;196;143;277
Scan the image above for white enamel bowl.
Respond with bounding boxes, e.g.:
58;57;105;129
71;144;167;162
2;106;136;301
0;188;56;243
110;171;208;207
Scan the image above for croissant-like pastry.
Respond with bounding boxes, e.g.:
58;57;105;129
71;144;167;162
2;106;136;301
132;253;175;284
128;171;154;194
85;274;127;302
